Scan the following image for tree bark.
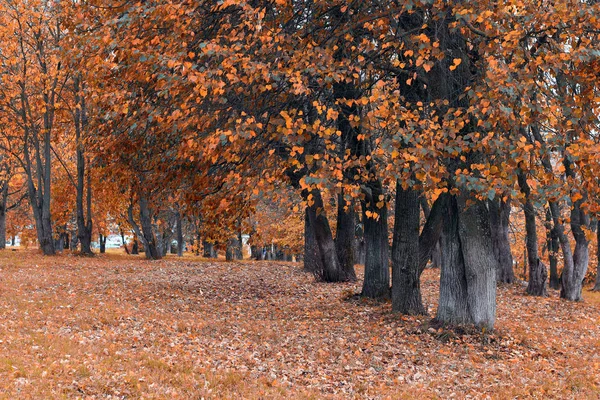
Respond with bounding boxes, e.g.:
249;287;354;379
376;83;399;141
560;193;589;301
304;189;348;282
175;212;184;257
0;179;8;250
128;197;161;260
120;227;130;255
518;170;547;296
74;75;93;256
203;240;217;258
392;181;425;314
593;220;600;291
303;209;322;273
488;198;515;284
131;238;139;255
418;193;448;275
436;195;497;329
335;193;357;281
226;237;241;261
99;234;106;254
361;180;390;299
545;209;560;290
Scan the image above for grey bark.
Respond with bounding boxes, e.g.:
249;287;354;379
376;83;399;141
518;170;547;296
593;220;600;291
304;189;348;282
488;198;515;284
335;193;357;281
436;195;497;330
361;180;390;299
176;211;184;257
74;75;93;255
545;209;560;290
392;181;425;314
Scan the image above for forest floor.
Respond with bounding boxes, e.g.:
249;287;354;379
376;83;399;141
0;250;599;399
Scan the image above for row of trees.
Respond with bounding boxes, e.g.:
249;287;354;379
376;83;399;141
0;0;598;330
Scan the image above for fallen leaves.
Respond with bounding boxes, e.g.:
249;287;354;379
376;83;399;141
0;250;598;398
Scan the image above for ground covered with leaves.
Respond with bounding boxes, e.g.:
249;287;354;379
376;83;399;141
0;250;599;399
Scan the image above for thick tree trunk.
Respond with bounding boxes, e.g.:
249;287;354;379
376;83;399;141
335;193;357;281
203;240;217;258
560;195;589;301
128;197;161;260
250;245;261;260
392;181;425;314
361;180;390;299
226;237;241;261
545;209;560;290
436;196;497;329
304;189;348;282
518;171;547;296
488;198;515;284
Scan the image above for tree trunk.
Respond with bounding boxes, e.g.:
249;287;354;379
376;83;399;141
176;211;184;256
74;75;93;256
361;180;390;299
304;189;347;282
593;220;600;291
203;240;216;258
120;228;130;255
420;197;441;269
99;234;106;254
392;181;425;314
545;209;560;290
559;194;589;301
335;193;357;281
226;237;241;261
436;195;497;329
132;239;139;255
518;171;547;296
418;193;448;274
304;209;323;273
488;198;515;284
0;180;7;250
128;197;161;260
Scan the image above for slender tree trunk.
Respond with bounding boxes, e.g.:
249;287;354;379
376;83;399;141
361;180;390;299
545;209;560;290
0;181;8;250
176;211;184;256
120;227;130;255
335;193;357;281
74;76;93;256
488;198;515;284
392;181;425;314
436;195;497;329
132;238;139;255
593;220;600;291
518;171;547;296
420;197;441;269
99;234;106;254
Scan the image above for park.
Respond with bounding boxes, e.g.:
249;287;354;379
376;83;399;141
0;0;598;398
